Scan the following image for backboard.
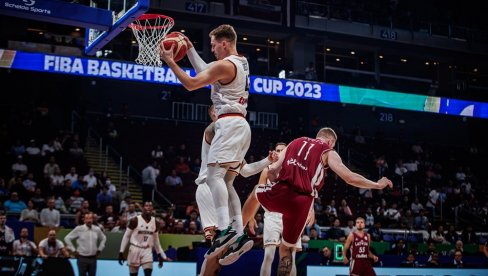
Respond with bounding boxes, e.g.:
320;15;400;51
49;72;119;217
86;0;149;55
0;0;148;55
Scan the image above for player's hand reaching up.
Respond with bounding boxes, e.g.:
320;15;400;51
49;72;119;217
160;43;175;63
172;32;193;49
377;177;393;189
268;150;279;163
118;252;125;265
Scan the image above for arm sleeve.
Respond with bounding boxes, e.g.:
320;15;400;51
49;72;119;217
119;228;133;253
153;232;166;258
187;47;211;73
240;157;271;178
97;228;107;252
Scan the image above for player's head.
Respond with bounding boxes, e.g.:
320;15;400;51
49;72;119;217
316;127;337;148
209;24;237;59
275;142;287;153
143;201;154;214
355;217;365;230
208;104;217;122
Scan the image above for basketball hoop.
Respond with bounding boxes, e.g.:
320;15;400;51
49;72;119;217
128;14;174;67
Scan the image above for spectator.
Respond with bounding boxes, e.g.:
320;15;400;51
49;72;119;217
10;140;25;156
400;253;418;267
41;140;56;156
96;186;113;211
40;198;60;228
449;240;464;256
75;200;90;226
426;252;440;267
368;221;383;242
0;211;15;256
13;228;38;256
327;218;346;242
22;172;37;193
64;167;78;184
44;156;60;178
38;229;69;258
19;200;39;224
3;192;27;213
11;155;28;175
461;225;478;244
320;246;333;266
431;225;449;244
445;224;460;244
31;188;46;211
174;156;190;175
450;249;464;268
165;169;183;187
151;145;164;162
141;161;158;202
25;139;41;156
410;197;425;215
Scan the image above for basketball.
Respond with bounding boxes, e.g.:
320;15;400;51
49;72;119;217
161;32;188;62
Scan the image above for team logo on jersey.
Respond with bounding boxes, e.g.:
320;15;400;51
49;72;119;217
287;158;308;171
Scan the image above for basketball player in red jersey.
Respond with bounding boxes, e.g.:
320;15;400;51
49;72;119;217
343;217;378;276
243;127;392;275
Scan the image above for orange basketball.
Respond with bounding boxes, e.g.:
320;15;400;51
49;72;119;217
161;32;188;62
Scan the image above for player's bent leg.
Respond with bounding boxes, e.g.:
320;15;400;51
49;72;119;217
277;244;293;276
291;249;297;276
260;245;276;276
143;269;152;276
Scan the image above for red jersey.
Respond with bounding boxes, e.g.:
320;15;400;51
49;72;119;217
350;232;370;259
276;137;332;196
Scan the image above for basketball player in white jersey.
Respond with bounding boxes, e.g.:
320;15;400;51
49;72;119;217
161;24;252;260
195;105;278;274
119;201;166;276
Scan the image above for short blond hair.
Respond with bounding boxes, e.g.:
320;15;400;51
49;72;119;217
209;24;237;43
316;127;337;142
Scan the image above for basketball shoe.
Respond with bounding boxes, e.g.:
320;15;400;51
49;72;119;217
204;226;238;259
218;233;254;266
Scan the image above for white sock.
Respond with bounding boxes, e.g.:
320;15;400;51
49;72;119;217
216;206;230;231
231;215;244;235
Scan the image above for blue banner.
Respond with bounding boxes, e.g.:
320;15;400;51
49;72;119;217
2;49;488;120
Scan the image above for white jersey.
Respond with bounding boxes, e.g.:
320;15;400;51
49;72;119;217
211;55;250;116
130;215;156;248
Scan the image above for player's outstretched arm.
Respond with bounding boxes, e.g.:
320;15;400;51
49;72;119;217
327;151;393;190
240;151;276;178
160;44;233;91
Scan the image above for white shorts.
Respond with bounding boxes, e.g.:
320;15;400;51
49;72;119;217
207;116;251;165
195;183;218;232
263;212;302;249
263;211;282;247
127;246;153;267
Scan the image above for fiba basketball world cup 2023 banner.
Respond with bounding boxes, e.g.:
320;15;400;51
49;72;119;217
2;49;488;120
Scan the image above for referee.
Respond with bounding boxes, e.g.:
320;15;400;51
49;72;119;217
64;212;106;276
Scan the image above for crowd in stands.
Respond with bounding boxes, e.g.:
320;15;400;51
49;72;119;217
1;105;488;268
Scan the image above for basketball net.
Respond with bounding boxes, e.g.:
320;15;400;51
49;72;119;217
129;14;174;67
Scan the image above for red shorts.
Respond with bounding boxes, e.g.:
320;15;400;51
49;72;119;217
255;183;313;247
350;259;376;276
